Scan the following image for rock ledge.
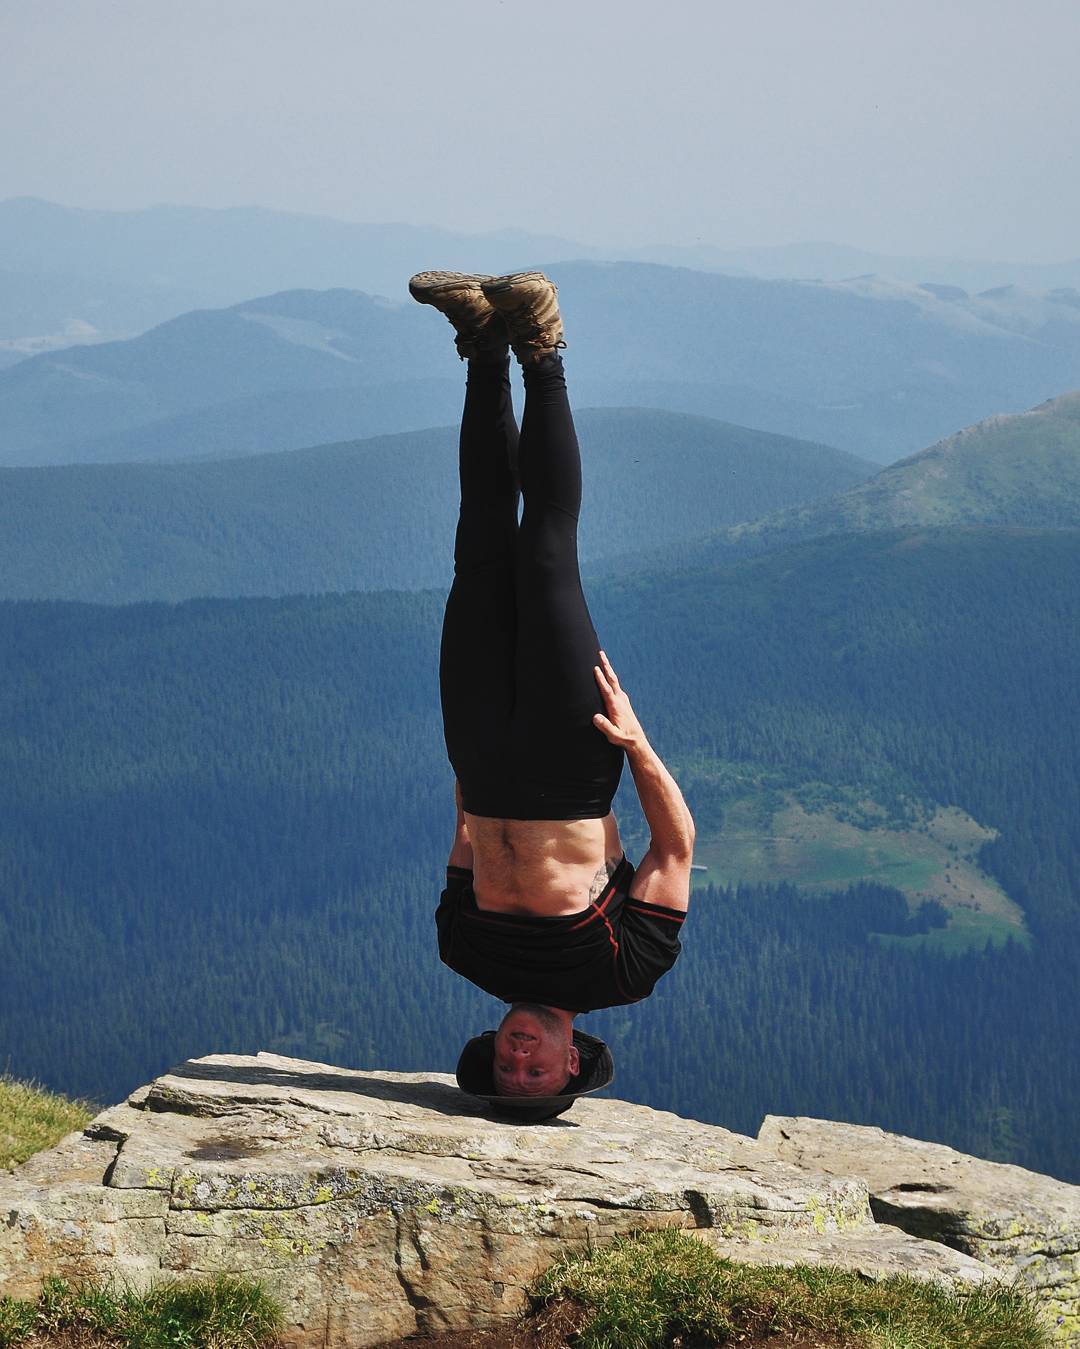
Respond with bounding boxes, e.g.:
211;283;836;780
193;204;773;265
759;1115;1079;1343
0;1054;1047;1346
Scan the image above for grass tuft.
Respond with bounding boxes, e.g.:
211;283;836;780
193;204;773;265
530;1228;1051;1348
0;1076;95;1170
0;1274;283;1348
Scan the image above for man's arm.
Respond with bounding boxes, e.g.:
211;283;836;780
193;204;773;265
448;779;474;870
593;652;695;911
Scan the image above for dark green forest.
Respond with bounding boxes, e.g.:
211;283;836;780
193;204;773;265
1;527;1077;1180
0;409;867;602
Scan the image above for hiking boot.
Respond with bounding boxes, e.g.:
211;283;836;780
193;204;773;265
408;271;508;360
481;272;565;365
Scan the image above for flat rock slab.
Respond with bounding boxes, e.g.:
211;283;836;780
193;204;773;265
759;1115;1080;1344
1;1054;998;1347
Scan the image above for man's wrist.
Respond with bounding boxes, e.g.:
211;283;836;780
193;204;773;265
626;736;655;767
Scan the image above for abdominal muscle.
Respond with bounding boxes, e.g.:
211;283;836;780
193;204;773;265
466;811;624;917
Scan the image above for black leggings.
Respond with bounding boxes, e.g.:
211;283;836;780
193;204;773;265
440;354;624;820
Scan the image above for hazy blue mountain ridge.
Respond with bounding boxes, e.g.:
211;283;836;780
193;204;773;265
643;240;1080;292
0;290;455;463
0;409;869;602
5;267;1080;465
4;198;1080;345
0;264;206;350
41;381;469;464
0;197;598;341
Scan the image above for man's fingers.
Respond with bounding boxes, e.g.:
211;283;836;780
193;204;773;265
593;712;627;747
593;664;612;697
594;716;625;746
599;650;621;691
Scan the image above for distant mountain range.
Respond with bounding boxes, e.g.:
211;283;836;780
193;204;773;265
613;392;1080;576
0;289;451;465
0;410;868;603
0;197;593;345
3;198;1080;350
644;241;1080;292
4;269;1080;466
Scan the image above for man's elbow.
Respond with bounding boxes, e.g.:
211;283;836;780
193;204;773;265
656;824;695;867
677;810;696;860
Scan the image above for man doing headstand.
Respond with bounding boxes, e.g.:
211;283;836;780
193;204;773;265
410;270;695;1114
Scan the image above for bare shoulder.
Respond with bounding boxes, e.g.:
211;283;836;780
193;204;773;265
627;847;692;913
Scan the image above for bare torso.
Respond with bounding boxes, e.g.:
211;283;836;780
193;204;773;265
466;811;624;916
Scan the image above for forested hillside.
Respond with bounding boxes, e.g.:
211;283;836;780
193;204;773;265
597;391;1080;578
600;528;1080;938
0;410;868;602
2;527;1076;1179
754;388;1080;532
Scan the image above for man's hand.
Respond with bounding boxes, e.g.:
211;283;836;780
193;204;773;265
592;652;647;752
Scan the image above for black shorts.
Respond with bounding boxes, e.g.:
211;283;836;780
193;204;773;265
436;858;685;1012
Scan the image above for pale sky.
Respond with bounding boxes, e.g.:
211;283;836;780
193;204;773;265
3;0;1078;260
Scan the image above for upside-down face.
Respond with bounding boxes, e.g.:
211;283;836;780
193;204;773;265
492;1004;580;1096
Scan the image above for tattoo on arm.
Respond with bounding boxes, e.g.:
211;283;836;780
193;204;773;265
588;855;621;903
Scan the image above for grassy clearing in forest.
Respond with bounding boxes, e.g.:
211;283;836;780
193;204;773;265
531;1228;1050;1349
0;1076;94;1171
691;790;1025;951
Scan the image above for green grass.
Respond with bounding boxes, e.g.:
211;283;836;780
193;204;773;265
874;907;1021;954
0;1076;95;1170
530;1229;1050;1349
0;1274;283;1348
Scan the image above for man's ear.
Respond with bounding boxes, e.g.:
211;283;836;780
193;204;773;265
567;1045;581;1078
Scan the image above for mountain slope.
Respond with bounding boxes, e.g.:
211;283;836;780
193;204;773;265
611;391;1080;575
0;289;452;464
5;268;1080;466
789;389;1080;529
0;410;869;602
